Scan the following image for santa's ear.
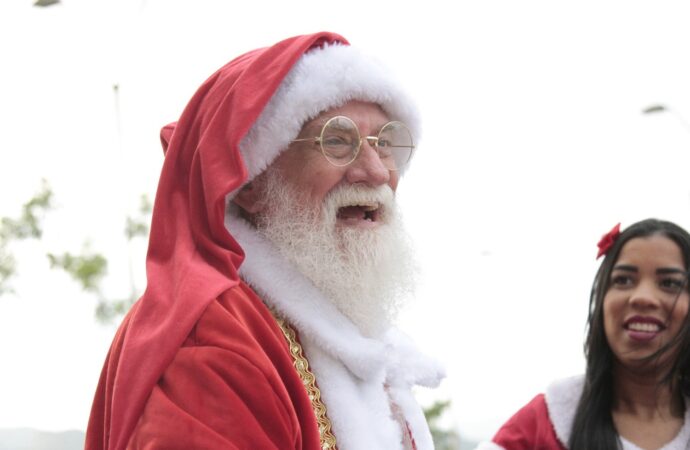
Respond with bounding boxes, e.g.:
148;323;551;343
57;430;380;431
232;181;265;215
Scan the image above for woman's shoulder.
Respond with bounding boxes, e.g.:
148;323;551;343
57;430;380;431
475;375;584;450
491;393;554;448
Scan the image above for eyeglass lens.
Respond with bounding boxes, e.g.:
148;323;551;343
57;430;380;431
320;116;413;170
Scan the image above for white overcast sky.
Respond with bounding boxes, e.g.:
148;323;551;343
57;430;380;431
1;0;690;443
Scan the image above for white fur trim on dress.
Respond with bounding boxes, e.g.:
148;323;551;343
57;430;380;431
544;375;690;450
544;374;583;446
239;43;421;184
225;213;444;450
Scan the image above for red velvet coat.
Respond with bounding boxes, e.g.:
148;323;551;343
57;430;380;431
122;282;320;449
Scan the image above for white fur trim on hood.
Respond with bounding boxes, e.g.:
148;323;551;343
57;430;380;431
239;43;420;184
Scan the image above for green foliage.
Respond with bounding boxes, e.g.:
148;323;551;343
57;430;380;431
424;399;451;422
98;193;153;322
0;180;53;294
94;193;151;322
47;247;107;292
45;246;122;324
424;399;462;450
0;179;52;240
1;181;151;324
95;295;135;323
50;192;151;322
0;251;16;296
125;194;152;239
41;242;136;323
45;193;151;322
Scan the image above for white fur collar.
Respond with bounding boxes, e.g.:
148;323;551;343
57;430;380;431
545;375;690;450
225;214;444;449
226;213;444;385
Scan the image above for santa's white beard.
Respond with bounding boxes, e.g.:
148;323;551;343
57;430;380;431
254;171;416;337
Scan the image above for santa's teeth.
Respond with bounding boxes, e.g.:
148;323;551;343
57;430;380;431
628;322;660;332
346;202;378;211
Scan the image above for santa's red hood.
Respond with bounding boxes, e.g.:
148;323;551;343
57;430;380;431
85;32;347;450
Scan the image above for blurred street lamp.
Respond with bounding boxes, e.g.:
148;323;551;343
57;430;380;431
642;104;690;134
34;0;60;6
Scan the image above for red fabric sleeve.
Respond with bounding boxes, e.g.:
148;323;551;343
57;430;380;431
125;283;321;450
492;394;566;450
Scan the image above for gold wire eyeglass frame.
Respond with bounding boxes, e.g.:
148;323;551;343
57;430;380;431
291;115;415;170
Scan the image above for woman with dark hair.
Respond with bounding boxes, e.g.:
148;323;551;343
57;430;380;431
476;218;690;450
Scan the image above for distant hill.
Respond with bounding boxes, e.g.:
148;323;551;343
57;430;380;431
0;428;84;450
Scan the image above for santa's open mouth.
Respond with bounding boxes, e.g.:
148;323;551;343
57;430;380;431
336;202;382;225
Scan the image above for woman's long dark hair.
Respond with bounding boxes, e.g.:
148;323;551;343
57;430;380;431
569;218;690;450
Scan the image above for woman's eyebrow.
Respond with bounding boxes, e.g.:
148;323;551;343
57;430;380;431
656;267;687;275
613;265;686;274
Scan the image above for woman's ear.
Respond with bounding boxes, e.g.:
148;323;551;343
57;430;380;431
232;181;265;215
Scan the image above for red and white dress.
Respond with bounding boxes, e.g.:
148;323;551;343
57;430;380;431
476;375;690;450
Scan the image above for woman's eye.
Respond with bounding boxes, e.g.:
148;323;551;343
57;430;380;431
611;275;632;286
660;278;684;291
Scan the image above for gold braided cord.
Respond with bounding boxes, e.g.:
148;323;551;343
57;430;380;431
273;315;338;450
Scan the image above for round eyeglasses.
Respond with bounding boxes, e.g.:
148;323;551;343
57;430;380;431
291;116;415;170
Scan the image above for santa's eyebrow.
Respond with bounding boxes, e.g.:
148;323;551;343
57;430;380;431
306;116;335;130
612;264;637;272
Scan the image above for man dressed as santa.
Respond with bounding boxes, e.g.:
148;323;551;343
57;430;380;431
86;32;444;450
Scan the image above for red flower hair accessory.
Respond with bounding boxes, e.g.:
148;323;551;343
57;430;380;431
596;223;621;259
